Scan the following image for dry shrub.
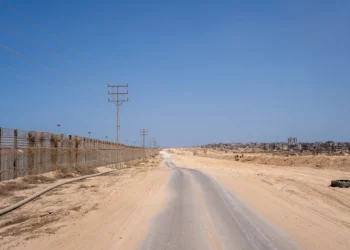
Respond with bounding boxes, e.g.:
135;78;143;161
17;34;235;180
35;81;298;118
134;162;142;167
55;167;75;179
0;182;33;196
22;175;54;184
124;162;133;168
78;184;89;189
55;165;96;179
193;151;198;156
73;165;97;175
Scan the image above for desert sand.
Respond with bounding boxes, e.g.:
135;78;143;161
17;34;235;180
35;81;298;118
0;156;170;250
172;148;350;250
1;150;349;250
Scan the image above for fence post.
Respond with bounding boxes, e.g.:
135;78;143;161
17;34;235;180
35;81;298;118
83;137;86;167
96;140;99;166
14;129;18;149
68;135;74;169
28;131;35;175
75;136;80;168
13;129;18;178
51;134;57;171
38;132;44;174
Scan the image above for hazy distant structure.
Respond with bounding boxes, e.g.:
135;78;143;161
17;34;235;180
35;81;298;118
201;140;350;154
140;129;149;148
288;137;297;146
151;138;158;148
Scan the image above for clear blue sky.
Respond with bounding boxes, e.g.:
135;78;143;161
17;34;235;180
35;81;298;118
0;0;349;147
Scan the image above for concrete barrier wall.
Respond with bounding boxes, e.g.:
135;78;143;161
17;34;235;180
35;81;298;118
0;128;157;181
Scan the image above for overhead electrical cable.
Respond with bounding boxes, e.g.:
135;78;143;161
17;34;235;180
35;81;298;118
0;18;106;83
5;1;90;63
0;64;62;85
0;43;88;85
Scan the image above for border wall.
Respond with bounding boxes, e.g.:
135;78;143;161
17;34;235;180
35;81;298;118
0;128;158;181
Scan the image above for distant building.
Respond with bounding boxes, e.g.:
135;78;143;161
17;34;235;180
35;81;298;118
288;137;297;146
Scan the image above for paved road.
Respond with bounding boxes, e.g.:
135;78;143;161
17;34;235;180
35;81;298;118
140;159;301;250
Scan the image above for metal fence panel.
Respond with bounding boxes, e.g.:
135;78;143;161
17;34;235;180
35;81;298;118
0;128;15;148
17;130;29;148
0;127;159;181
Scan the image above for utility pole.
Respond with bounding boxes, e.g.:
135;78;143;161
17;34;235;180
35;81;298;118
108;84;128;144
57;124;61;134
140;129;148;157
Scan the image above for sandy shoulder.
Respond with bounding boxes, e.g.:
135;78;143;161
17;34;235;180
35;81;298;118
0;157;170;250
172;149;350;250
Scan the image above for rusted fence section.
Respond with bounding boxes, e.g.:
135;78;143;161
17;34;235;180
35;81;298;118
0;128;157;181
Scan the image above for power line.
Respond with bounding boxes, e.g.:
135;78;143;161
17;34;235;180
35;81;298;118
5;1;90;63
0;43;88;85
0;65;35;82
0;64;62;85
0;18;107;84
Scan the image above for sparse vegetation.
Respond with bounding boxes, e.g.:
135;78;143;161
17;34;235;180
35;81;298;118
55;167;76;179
0;182;34;196
124;162;133;168
73;165;97;175
134;162;143;167
23;175;54;184
55;165;97;179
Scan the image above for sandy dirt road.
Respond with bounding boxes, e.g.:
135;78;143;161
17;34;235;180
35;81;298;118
141;157;300;250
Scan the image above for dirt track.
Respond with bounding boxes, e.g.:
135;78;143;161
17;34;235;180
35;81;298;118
142;158;300;250
1;150;350;250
